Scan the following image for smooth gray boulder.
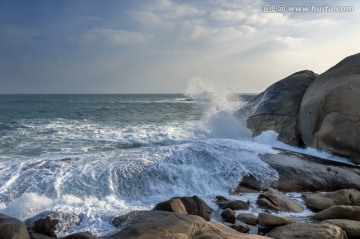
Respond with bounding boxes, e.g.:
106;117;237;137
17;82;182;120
302;189;360;211
258;212;292;227
236;213;258;225
0;213;30;239
314;205;360;221
322;219;360;238
266;223;348;239
243;70;317;145
108;210;271;239
256;188;304;212
299;53;360;164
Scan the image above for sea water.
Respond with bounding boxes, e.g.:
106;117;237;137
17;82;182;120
0;90;350;236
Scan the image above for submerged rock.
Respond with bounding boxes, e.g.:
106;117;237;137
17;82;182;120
256;188;304;213
153;195;213;221
266;223;348;239
299;53;360;164
0;213;30;239
109;210;271;239
243;70;317;146
302;189;360;211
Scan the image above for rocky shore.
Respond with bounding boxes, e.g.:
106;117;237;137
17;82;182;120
1;53;360;238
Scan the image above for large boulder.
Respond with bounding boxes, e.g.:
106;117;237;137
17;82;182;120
256;188;304;212
153;195;213;221
302;189;360;211
266;223;348;239
299;53;360;164
108;210;270;239
322;219;360;238
314;205;360;221
236;213;258;225
258;212;292;227
255;149;360;192
243;70;317;145
0;213;30;239
215;196;250;210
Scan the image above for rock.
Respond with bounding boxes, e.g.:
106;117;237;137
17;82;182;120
63;232;96;239
0;213;30;239
323;219;360;237
109;210;271;239
236;213;258;225
257;149;360;192
314;205;360;221
215;196;250;210
153;195;213;221
258;212;292;227
243;70;317;145
25;211;81;237
229;224;250;233
256;188;304;212
153;198;187;214
266;223;348;239
236;173;266;192
29;232;53;239
221;208;236;224
299;53;360;164
302;189;360;211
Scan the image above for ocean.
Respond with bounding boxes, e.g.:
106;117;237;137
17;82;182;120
0;93;345;236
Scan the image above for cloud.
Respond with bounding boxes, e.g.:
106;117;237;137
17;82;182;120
211;9;247;22
85;29;153;45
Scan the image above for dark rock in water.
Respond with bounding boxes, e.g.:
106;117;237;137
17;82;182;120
302;189;360;211
322;219;360;238
240;70;317;146
229;224;250;233
258;212;292;227
25;211;81;237
259;148;360;192
266;223;348;239
236;213;258;225
0;213;30;239
216;195;250;210
256;188;304;213
314;205;360;221
299;53;360;164
153;195;213;221
109;210;271;239
221;208;236;224
237;174;264;192
63;232;96;239
29;232;53;239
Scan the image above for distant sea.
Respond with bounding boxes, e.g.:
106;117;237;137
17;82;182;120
0;93;342;236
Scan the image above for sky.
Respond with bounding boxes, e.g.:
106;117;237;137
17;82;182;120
1;0;360;94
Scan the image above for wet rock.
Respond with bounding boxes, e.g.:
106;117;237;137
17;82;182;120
216;196;250;210
302;189;360;211
63;232;96;239
229;224;250;233
314;205;360;221
29;232;53;239
322;219;360;238
299;53;360;164
0;213;30;239
109;210;271;239
258;212;292;227
221;208;236;224
244;70;317;145
25;211;81;237
236;213;258;225
259;149;360;192
256;188;304;212
153;195;213;221
266;223;348;239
